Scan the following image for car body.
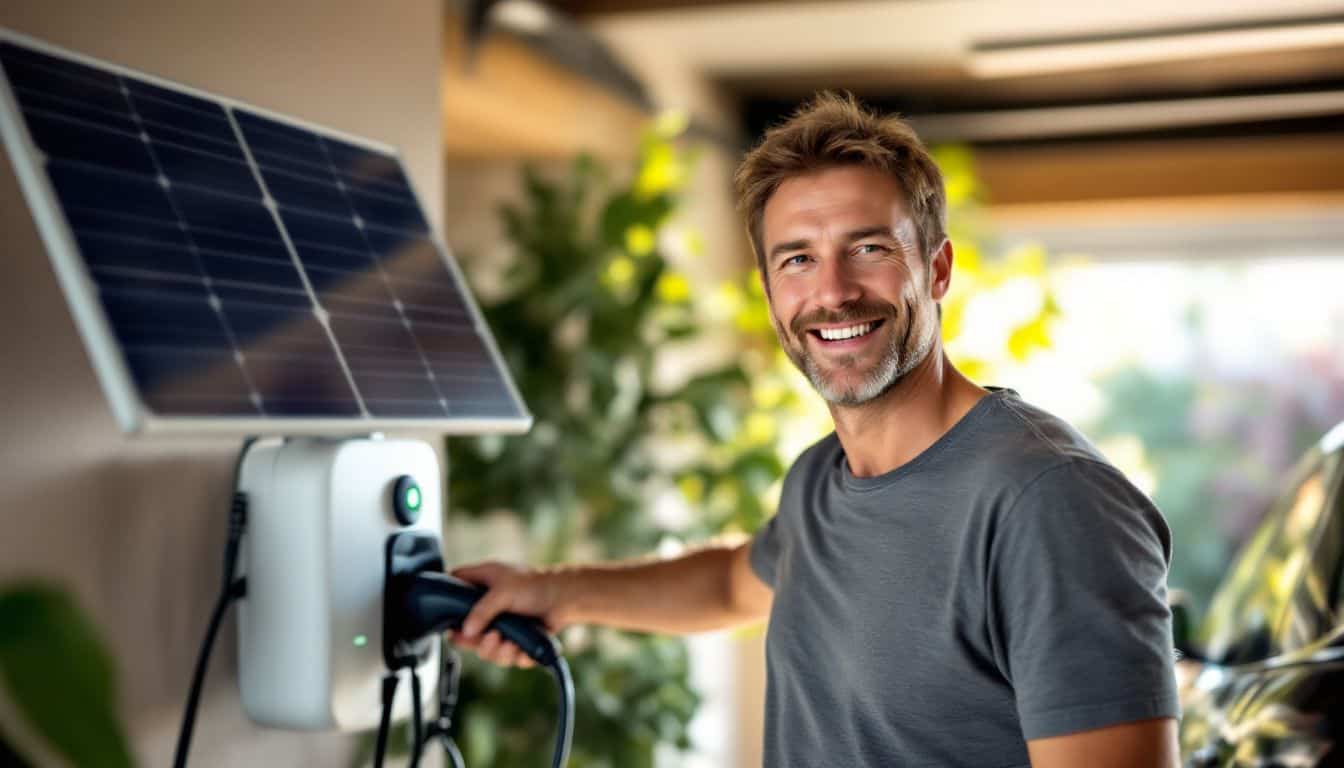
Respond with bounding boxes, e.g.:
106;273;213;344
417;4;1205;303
1176;421;1344;767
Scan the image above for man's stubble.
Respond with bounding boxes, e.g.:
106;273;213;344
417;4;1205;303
777;296;937;407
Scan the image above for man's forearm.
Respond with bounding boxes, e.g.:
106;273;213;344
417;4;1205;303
548;541;767;634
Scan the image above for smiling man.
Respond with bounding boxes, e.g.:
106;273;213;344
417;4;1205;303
450;93;1180;767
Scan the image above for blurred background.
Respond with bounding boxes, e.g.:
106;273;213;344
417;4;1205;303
1;1;1342;766
438;1;1344;764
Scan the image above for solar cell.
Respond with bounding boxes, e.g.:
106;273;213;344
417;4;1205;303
0;31;530;434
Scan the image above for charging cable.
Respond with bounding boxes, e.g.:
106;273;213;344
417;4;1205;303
172;436;257;768
414;644;572;768
379;553;575;768
398;570;574;768
373;672;400;767
374;641;572;768
418;640;466;768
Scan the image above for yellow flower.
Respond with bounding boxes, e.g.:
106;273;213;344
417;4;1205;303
635;142;684;199
1006;315;1052;362
625;224;656;256
953;240;982;274
656;271;691;303
941;296;965;342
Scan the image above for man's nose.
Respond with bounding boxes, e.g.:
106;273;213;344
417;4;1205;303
813;255;862;309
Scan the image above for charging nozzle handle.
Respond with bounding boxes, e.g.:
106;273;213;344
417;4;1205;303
400;571;560;667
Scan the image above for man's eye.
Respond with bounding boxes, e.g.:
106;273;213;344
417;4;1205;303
781;254;808;267
855;243;887;255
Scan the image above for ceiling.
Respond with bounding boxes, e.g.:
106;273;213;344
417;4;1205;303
570;0;1344;144
449;0;1344;212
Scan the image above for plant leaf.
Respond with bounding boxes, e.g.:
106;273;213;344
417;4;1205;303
0;585;134;768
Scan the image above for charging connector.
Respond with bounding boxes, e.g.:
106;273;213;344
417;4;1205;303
383;531;574;768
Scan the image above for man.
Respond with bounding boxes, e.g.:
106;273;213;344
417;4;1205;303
450;93;1181;766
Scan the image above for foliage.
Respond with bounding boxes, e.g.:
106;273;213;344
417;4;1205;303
445;121;788;767
934;146;1062;382
1086;333;1344;610
0;584;134;768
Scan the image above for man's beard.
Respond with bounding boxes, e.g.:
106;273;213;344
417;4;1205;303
779;298;935;407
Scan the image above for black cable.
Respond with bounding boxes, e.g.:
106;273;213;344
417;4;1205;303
441;646;466;768
549;656;574;768
409;667;424;768
170;581;233;768
396;568;575;768
421;640;466;768
427;637;574;768
373;672;400;768
171;436;257;768
437;639;462;722
444;737;467;768
414;646;571;768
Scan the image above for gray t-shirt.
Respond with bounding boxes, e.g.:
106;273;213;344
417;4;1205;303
750;388;1179;767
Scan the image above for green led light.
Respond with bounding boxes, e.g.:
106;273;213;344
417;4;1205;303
353;634;368;648
405;486;422;510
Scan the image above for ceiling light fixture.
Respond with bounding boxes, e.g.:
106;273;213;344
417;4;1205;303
968;14;1344;79
908;89;1344;142
491;0;553;35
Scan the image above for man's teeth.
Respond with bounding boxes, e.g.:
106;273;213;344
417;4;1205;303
818;322;874;341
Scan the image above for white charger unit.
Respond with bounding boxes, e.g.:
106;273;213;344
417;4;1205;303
236;436;440;730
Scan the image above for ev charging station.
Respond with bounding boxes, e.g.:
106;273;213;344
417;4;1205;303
0;29;573;767
236;436;444;731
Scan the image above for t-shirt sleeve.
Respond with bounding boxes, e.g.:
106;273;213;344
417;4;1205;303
987;460;1180;741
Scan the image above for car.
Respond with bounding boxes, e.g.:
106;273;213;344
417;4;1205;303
1173;420;1344;767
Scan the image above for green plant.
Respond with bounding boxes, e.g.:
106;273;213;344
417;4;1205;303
0;584;135;768
444;122;790;767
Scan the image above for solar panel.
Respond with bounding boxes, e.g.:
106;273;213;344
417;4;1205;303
0;30;530;435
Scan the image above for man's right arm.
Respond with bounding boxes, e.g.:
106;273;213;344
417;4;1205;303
450;537;772;667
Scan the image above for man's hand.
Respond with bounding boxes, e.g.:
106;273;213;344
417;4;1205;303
448;561;568;669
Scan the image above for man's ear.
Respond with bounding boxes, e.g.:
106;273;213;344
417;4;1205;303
929;238;953;301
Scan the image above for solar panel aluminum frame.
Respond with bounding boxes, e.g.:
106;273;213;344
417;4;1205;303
0;28;532;437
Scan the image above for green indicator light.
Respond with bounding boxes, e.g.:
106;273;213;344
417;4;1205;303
353;634;368;648
405;486;421;510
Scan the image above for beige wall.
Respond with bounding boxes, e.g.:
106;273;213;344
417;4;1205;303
0;2;443;766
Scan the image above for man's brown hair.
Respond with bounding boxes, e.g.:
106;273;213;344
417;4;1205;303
733;91;947;274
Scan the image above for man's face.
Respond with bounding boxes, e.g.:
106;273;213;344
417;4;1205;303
760;165;945;406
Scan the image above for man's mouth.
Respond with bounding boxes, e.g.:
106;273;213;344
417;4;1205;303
807;319;885;343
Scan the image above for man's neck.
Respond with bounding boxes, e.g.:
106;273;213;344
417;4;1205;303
828;348;988;478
